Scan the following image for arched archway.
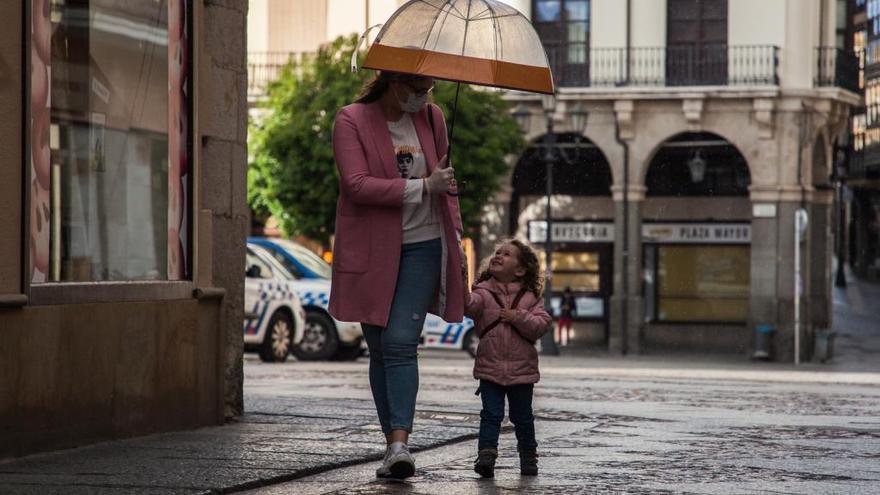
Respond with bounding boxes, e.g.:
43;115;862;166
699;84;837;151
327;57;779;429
510;133;613;233
645;132;751;197
641;132;753;327
508;133;615;347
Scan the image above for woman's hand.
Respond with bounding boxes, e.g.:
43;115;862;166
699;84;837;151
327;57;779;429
424;157;455;194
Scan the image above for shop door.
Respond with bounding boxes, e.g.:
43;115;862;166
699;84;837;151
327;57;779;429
666;0;728;86
551;244;613;344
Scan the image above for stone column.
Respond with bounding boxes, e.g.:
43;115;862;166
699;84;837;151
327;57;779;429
201;0;250;418
750;186;815;363
609;185;645;355
809;191;833;339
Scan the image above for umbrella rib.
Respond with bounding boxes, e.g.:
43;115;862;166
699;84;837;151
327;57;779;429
414;0;467;21
484;0;501;62
471;7;491;19
426;0;457;51
449;0;467;18
460;0;473;57
469;13;522;20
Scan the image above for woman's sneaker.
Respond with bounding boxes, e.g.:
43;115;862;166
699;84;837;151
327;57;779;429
375;445;392;478
473;448;497;478
386;442;416;479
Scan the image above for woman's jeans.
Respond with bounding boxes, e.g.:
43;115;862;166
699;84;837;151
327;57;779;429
361;238;441;435
478;380;537;451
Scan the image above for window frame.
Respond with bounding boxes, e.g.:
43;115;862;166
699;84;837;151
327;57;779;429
24;0;196;305
533;0;591;86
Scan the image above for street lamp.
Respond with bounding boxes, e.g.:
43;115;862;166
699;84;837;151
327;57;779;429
687;149;707;183
511;96;589;356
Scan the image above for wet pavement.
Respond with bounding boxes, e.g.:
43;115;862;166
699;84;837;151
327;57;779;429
241;353;880;495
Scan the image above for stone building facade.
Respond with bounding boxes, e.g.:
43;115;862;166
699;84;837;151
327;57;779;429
493;0;860;361
0;0;249;458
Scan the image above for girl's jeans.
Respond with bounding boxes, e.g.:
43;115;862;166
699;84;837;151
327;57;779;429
361;238;441;435
477;380;538;451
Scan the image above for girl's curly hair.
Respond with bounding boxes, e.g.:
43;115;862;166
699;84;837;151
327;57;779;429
475;238;544;297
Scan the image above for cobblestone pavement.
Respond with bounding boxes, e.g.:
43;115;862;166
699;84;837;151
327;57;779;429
1;321;878;494
244;353;880;495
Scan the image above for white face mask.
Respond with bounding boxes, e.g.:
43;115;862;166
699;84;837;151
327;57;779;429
394;85;429;113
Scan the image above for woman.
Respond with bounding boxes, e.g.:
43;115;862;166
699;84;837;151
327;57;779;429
328;71;465;480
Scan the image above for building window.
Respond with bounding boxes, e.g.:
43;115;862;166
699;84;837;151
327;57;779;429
646;245;750;323
533;0;590;86
666;0;729;86
29;0;190;283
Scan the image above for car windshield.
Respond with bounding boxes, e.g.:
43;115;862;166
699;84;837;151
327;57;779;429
248;244;297;281
273;239;332;279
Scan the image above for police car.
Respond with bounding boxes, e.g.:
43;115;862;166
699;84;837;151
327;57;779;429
421;314;478;358
248;240;364;361
244;245;306;363
251;237;478;358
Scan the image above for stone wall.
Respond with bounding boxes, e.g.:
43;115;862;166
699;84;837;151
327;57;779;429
201;0;249;418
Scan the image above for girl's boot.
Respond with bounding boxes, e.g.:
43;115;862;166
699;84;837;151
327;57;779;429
519;448;538;476
473;448;497;478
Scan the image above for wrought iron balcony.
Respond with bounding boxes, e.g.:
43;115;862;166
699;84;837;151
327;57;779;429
544;44;779;88
247;52;304;97
814;47;861;93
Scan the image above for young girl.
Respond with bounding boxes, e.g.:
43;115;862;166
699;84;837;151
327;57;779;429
463;239;552;478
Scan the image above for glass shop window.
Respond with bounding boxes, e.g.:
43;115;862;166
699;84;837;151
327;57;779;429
646;245;750;323
29;0;189;283
540;250;601;292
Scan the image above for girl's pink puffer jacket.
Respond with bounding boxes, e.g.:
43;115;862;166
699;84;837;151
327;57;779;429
464;278;553;386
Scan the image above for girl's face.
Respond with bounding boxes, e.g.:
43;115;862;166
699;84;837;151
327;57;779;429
489;243;525;282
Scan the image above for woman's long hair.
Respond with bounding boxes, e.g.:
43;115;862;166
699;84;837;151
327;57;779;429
475;238;544;297
355;71;423;104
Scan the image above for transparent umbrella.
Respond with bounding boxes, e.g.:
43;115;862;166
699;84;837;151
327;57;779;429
353;0;554;169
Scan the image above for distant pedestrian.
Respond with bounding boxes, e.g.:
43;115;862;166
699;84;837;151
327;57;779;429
557;286;576;346
328;71;466;480
463;239;552;478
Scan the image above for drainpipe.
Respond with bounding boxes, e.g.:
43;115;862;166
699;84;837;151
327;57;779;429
626;0;632;84
614;0;633;354
615;121;630;355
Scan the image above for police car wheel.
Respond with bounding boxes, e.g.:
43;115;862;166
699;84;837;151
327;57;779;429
292;311;339;361
464;329;478;358
258;311;292;363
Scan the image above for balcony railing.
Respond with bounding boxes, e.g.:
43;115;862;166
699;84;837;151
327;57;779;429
247;52;306;96
815;47;861;93
545;44;779;88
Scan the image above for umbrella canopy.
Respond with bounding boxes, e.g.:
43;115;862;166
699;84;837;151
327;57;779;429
362;0;554;95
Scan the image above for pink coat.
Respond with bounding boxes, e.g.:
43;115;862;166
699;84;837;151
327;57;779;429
329;101;465;327
465;279;553;386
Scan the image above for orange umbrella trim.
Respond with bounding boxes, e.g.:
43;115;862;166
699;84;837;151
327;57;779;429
363;43;554;95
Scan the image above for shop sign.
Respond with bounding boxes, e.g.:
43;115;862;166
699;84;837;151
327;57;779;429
642;223;751;244
528;221;615;244
752;203;777;218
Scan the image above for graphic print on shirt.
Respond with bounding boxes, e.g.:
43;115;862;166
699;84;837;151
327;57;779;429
395;144;422;179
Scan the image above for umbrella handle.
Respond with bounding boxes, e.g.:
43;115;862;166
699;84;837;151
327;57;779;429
445;82;461;196
350;24;384;73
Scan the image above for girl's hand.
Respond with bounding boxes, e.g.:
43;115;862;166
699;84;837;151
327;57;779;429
499;309;517;322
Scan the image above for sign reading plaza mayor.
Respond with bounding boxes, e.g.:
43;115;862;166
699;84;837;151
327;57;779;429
642;223;751;244
528;221;615;243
